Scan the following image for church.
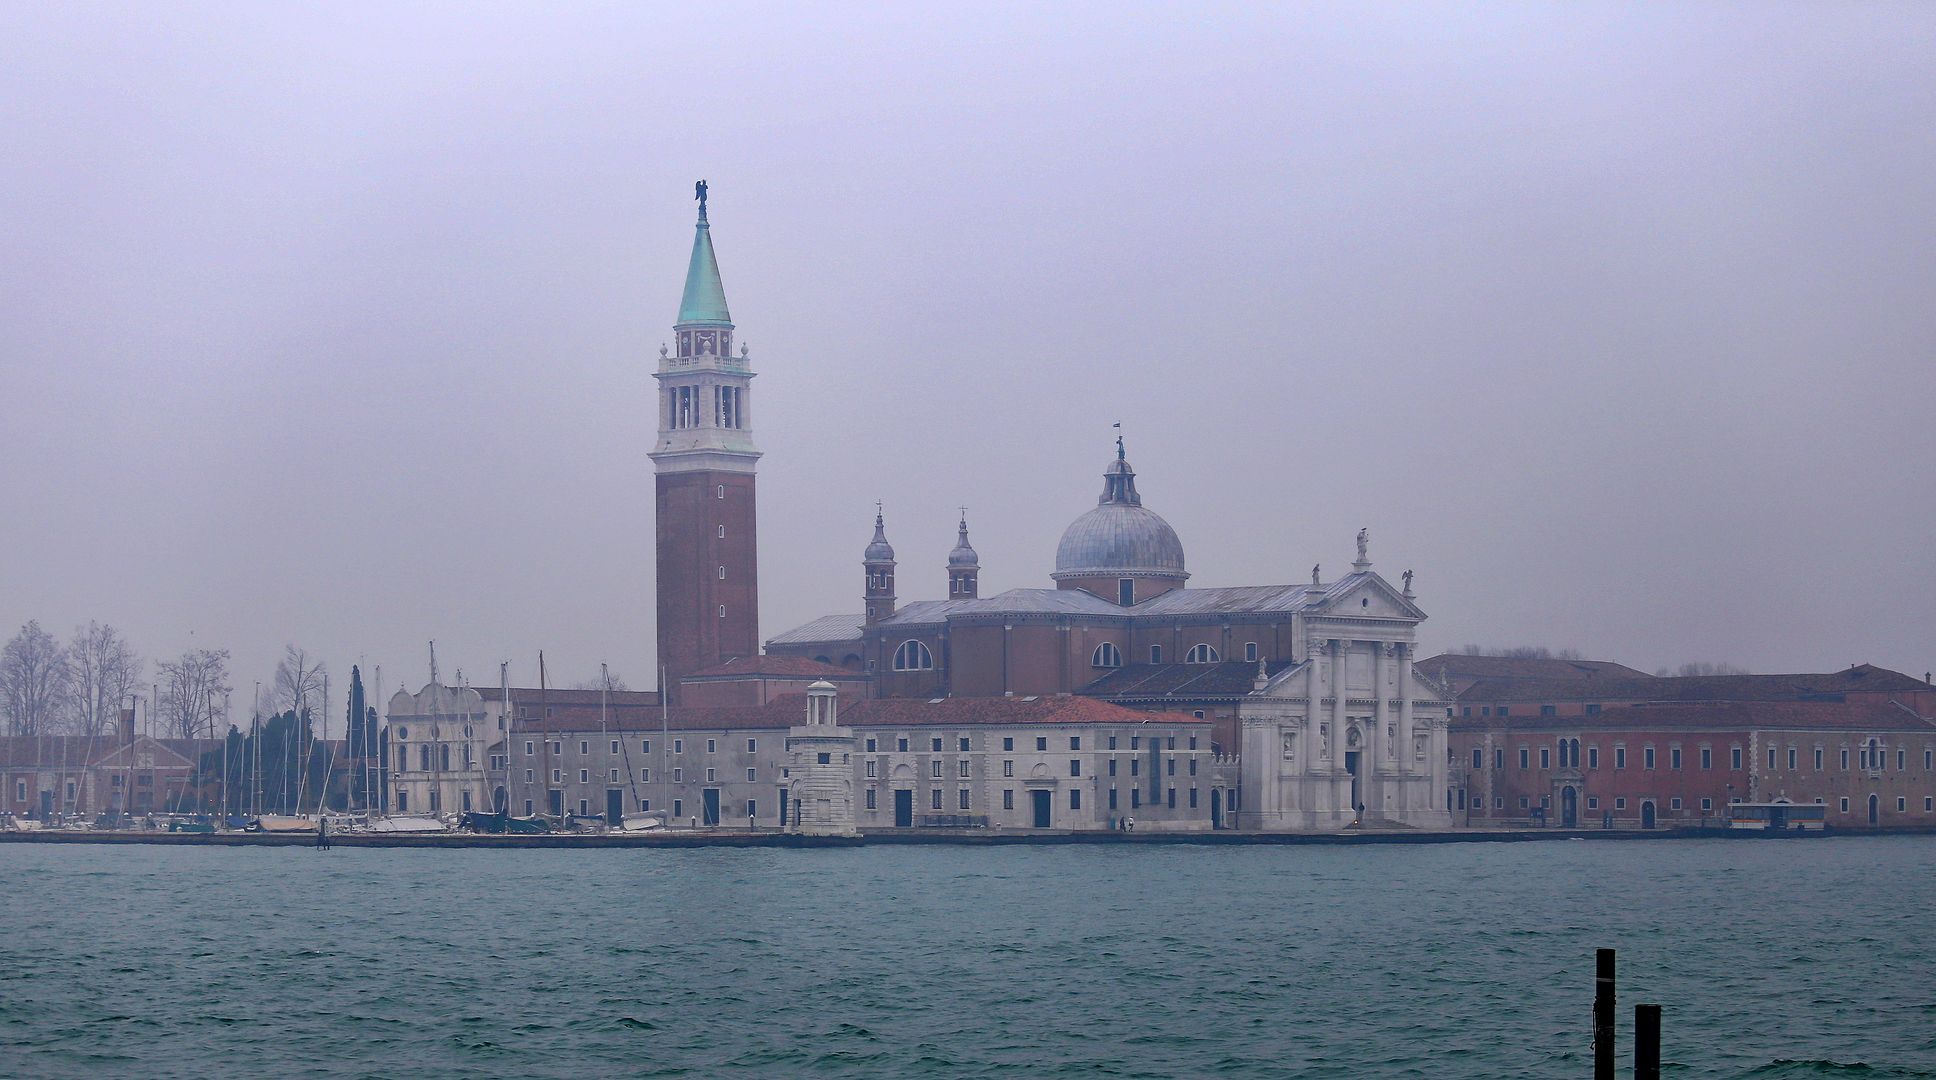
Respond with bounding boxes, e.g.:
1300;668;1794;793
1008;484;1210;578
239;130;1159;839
515;187;1459;833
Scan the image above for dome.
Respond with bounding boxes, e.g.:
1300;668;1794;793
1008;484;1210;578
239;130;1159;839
863;510;895;563
948;515;979;568
1053;503;1187;580
1051;443;1187;582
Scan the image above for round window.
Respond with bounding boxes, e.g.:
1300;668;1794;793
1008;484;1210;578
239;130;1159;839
395;726;408;741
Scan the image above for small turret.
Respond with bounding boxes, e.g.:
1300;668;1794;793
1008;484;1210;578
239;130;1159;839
864;507;896;624
947;511;979;599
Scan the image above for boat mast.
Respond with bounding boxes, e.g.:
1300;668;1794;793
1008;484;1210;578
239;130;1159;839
538;652;552;817
499;660;513;816
660;666;670;822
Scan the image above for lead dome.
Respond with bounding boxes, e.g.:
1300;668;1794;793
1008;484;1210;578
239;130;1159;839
1051;442;1187;587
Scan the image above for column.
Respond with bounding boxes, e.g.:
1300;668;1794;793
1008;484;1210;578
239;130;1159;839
1397;642;1414;777
1372;642;1389;772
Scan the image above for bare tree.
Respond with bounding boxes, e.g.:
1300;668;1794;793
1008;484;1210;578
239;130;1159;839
1655;661;1752;677
158;649;232;739
571;671;631;692
64;622;142;738
1457;645;1586;661
274;645;326;719
1;621;70;736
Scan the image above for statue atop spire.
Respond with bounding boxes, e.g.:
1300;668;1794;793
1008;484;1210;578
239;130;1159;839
694;179;708;221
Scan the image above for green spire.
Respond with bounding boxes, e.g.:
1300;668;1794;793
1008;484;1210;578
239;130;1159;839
676;202;733;328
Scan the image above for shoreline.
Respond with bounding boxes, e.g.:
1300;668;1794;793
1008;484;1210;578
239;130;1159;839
1;824;1930;850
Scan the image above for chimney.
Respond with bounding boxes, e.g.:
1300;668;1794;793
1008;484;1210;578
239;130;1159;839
120;706;137;748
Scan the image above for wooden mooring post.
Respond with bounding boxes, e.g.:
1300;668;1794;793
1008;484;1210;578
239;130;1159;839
1635;1003;1662;1080
1593;948;1615;1080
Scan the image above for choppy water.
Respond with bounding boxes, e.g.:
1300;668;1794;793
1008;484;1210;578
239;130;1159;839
1;837;1932;1079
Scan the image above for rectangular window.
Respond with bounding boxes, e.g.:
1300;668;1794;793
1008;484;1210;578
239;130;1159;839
1166;759;1175;776
865;760;877;778
524;769;534;783
1731;747;1742;770
957;759;969;778
747;739;757;753
1840;797;1850;813
1498;707;1509;718
1244;642;1259;663
898;738;909;752
1519;796;1529;809
960;789;971;810
1615;797;1627;810
707;739;717;754
1494;797;1504;809
673;768;683;782
706;768;717;783
1188;734;1198;751
1167;787;1176;809
747;799;757;819
1671;747;1682;769
609;769;620;783
1130;760;1140;777
1003;760;1014;777
1815;748;1824;770
1496;748;1505;769
1036;737;1048;751
930;761;942;779
865;789;877;810
1109;788;1118;810
1189;758;1198;776
610;740;620;755
1586;796;1599;810
1070;760;1081;777
1700;797;1712;811
579;769;589;783
1070;736;1081;750
639;768;650;783
1671;798;1683;810
1841;748;1849;770
1131;737;1141;750
1108;735;1118;750
524;800;534;815
524;740;534;756
931;789;942;810
1189;787;1198;809
1539;747;1550;769
1644;747;1656;770
1897;797;1907;812
1131;789;1141;808
1615;747;1626;769
1540;704;1557;717
1585;703;1601;716
1002;789;1014;810
1108;759;1117;777
746;768;757;782
1150;645;1162;663
1769;747;1778;769
931;738;943;752
552;769;562;783
1472;748;1483;769
641;739;651;755
1001;737;1012;752
674;739;684;754
1070;790;1082;810
1587;746;1598;769
673;799;683;818
959;737;970;752
1699;747;1711;770
865;738;877;752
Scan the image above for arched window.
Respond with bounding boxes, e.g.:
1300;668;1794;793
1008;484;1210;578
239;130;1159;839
892;640;934;671
1092;642;1124;669
1244;642;1259;663
439;744;451;771
1185;644;1221;664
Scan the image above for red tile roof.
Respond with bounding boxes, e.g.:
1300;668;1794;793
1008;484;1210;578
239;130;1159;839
476;687;663;707
1451;664;1931;705
505;694;1207;734
682;656;865;680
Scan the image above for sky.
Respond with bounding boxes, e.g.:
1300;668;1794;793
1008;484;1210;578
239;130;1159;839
3;2;1933;734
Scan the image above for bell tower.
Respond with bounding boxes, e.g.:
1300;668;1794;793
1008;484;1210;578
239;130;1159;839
863;508;896;624
652;183;760;702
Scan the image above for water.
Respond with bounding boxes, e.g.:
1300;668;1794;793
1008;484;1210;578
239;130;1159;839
1;837;1932;1079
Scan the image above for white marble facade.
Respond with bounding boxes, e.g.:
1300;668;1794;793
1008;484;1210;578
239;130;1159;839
1238;569;1454;831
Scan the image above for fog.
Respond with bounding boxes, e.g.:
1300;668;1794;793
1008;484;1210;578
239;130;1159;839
4;2;1932;730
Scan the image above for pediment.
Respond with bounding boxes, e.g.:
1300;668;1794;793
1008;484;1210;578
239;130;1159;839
1311;573;1425;621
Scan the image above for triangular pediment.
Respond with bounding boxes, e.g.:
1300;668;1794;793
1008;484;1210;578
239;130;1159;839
91;736;194;770
1309;572;1426;621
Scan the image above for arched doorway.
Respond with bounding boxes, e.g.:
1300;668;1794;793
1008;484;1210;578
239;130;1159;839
1345;726;1364;816
1210;789;1223;829
1640;800;1657;829
493;786;507;813
1868;793;1879;825
1560;787;1578;828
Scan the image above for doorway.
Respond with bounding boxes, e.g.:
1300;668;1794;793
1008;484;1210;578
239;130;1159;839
606;789;623;825
546;789;562;816
893;788;913;827
702;789;721;826
1868;793;1879;825
1344;750;1362;816
1211;789;1223;829
1031;789;1053;828
779;789;789;828
1640;800;1657;829
493;786;507;814
1561;787;1578;828
38;790;52;820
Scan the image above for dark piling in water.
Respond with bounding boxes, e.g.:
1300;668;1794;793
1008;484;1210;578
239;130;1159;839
1635;1002;1661;1080
1594;948;1616;1080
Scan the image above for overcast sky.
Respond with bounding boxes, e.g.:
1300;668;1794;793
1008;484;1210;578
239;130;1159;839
4;2;1933;731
